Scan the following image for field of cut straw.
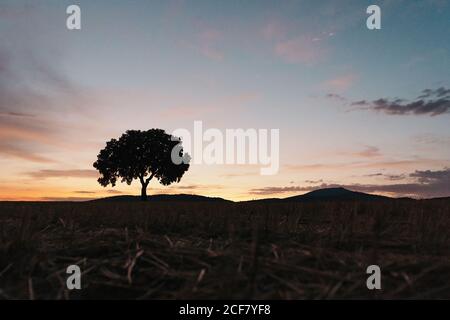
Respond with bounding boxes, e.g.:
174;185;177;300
1;199;449;299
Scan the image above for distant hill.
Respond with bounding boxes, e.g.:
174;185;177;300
91;187;414;204
282;187;391;202
91;194;230;203
426;196;450;201
246;187;394;203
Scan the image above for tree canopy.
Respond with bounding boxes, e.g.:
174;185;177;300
93;129;190;200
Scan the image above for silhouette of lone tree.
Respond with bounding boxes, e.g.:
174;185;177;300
93;129;190;201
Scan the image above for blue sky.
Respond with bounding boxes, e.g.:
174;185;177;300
0;0;449;200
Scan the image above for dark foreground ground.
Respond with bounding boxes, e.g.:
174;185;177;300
0;199;449;299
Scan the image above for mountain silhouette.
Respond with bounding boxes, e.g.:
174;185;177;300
90;187;419;203
91;194;230;203
246;187;393;203
283;187;390;202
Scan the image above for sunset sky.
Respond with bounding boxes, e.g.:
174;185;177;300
0;0;449;201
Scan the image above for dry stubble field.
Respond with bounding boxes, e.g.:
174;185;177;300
0;199;449;299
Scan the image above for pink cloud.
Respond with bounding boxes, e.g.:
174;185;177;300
199;46;224;61
356;146;382;158
195;28;224;61
325;73;357;91
0;143;53;163
177;24;225;61
199;29;221;42
262;21;286;39
158;105;217;118
275;36;326;64
25;169;98;179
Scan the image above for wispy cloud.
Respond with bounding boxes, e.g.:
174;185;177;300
413;133;450;145
351;87;450;116
221;171;258;178
25;169;98;179
354;146;382;158
170;184;224;191
385;173;407;181
41;196;95;202
0;6;93;164
250;168;450;198
262;20;286;40
333;145;383;159
325;73;357;91
410;168;450;184
285;157;450;171
0;143;54;163
304;179;324;184
250;185;315;195
183;27;224;61
172;184;200;190
275;35;327;64
107;189;123;194
325;93;347;102
198;28;224;61
0;114;58;144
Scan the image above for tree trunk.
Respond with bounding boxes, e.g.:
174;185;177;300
141;183;148;201
139;175;153;202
